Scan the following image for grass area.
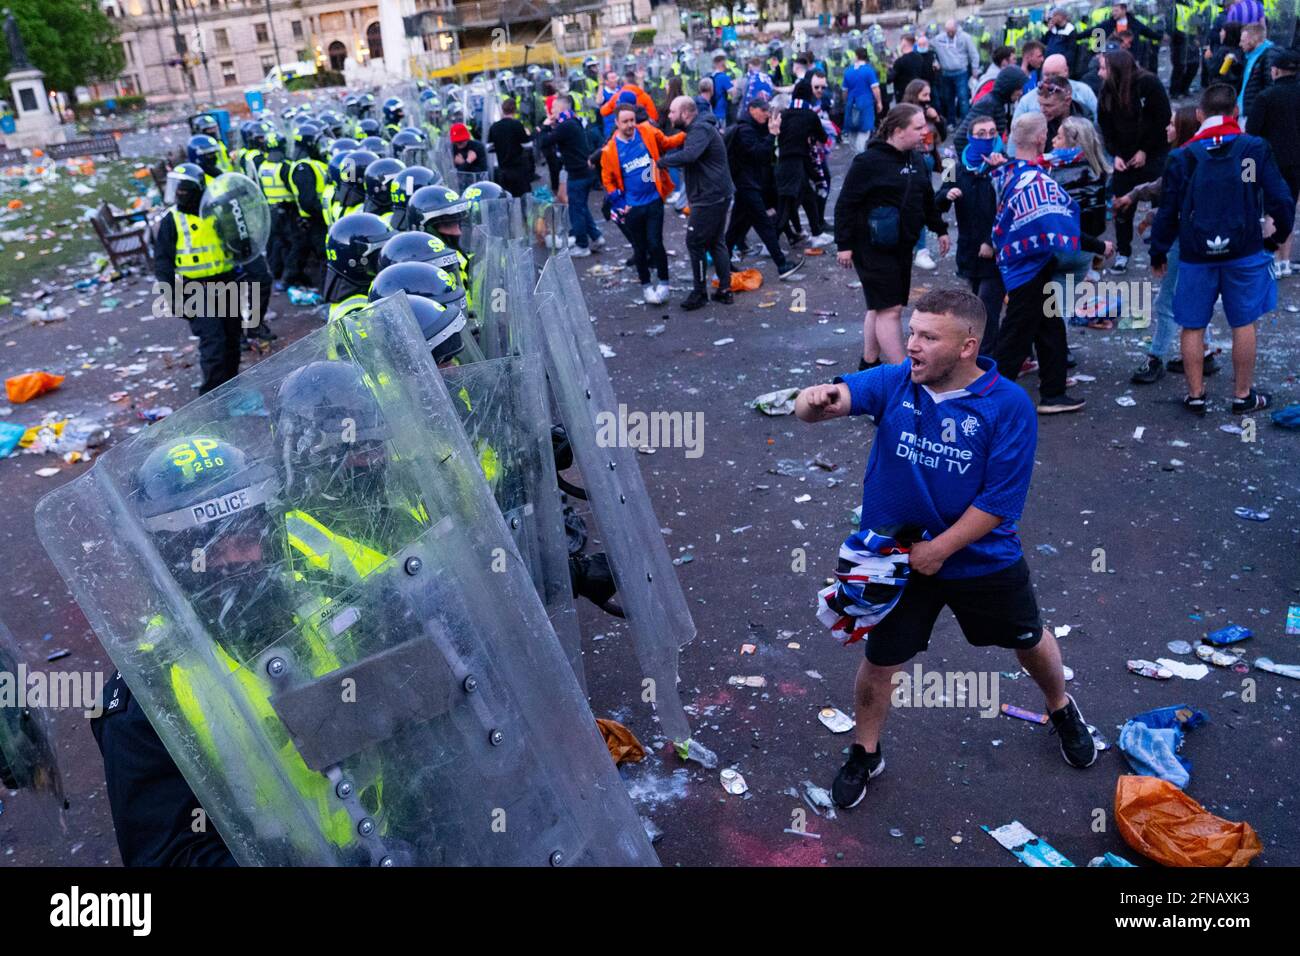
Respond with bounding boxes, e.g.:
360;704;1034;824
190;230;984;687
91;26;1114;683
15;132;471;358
0;160;158;301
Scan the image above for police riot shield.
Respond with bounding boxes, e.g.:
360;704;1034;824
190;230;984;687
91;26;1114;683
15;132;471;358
36;295;657;866
470;196;524;243
524;192;570;257
533;256;711;764
430;133;458;187
200;172;271;266
471;237;539;361
441;356;584;691
0;619;68;831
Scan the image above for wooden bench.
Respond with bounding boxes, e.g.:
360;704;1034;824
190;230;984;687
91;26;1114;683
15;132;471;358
46;134;120;161
90;200;152;269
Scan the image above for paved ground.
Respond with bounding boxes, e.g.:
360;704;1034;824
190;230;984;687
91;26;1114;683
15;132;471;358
2;141;1298;868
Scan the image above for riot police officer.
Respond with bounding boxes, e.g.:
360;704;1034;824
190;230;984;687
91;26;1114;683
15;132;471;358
323;212;395;319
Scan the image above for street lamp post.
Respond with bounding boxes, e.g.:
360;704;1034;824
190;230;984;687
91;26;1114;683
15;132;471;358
186;1;217;104
264;0;285;81
168;3;198;110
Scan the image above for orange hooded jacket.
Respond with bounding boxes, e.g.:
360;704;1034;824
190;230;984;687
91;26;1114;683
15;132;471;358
600;122;685;203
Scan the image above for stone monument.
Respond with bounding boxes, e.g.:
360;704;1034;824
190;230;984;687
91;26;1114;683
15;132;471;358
3;9;66;148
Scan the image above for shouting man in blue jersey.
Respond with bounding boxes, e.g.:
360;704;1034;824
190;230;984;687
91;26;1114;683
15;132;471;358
795;288;1097;809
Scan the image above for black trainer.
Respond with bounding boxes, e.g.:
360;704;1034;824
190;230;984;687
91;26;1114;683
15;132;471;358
711;289;734;304
832;743;884;808
858;356;881;372
1168;353;1218;376
778;255;805;280
1131;355;1164;384
1036;393;1087;414
1183;393;1208;416
680;289;709;311
1231;389;1270;413
1049;694;1098;768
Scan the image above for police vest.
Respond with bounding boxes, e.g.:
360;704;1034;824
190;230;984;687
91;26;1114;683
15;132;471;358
216;142;234;173
140;614;355;853
383;122;402;140
292;158;328;219
259;160;294;205
328;294;370;322
324;198;362;228
171;208;231;279
454;387;501;486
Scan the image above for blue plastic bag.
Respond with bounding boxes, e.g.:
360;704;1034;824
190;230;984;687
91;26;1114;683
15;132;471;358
1118;705;1208;789
0;421;25;458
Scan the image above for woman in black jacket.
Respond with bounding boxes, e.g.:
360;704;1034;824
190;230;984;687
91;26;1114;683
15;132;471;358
1097;48;1171;273
833;104;949;368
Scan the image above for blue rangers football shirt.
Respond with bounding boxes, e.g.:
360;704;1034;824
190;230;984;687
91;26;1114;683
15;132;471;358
838;356;1037;579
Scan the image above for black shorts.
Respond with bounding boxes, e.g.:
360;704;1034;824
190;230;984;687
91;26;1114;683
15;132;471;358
854;247;913;311
1282;167;1300;208
864;558;1043;666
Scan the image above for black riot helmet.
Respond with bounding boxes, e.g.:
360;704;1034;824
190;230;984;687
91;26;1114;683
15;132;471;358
388;165;436;211
358;135;387;154
358;117;381;138
369;261;467;325
164;162;207;213
275;361;391;500
363;157;406;211
135;435;282;636
186;134;223;178
377;229;461;273
406;294;466;364
329;136;359;156
325;212;397;285
408;184;470;247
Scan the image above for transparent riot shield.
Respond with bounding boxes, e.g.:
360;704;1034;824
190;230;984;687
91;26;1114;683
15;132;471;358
470;237;538;361
533;256;711;765
455;170;490;194
200;172;271;266
471;197;524;243
37;295;657;867
0;618;68;836
430;133;457;187
441;356;584;692
524;192;570;257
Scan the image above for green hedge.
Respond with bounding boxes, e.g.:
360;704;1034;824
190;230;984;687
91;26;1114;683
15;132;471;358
74;94;146;117
630;28;658;46
285;71;345;91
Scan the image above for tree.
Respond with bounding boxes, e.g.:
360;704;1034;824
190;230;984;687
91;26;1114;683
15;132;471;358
0;0;124;102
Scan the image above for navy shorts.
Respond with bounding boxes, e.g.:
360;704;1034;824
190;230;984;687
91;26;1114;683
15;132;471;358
864;558;1043;667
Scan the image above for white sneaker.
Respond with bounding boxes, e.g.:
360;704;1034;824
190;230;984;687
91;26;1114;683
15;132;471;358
566;235;577;247
1277;259;1293;277
808;232;834;248
914;249;937;270
665;190;682;206
570;246;592;258
642;284;662;304
590;237;606;251
654;282;670;302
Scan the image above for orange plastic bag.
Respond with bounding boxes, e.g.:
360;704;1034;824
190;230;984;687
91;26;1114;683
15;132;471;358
5;371;65;404
595;718;646;766
1115;775;1262;867
711;268;763;293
